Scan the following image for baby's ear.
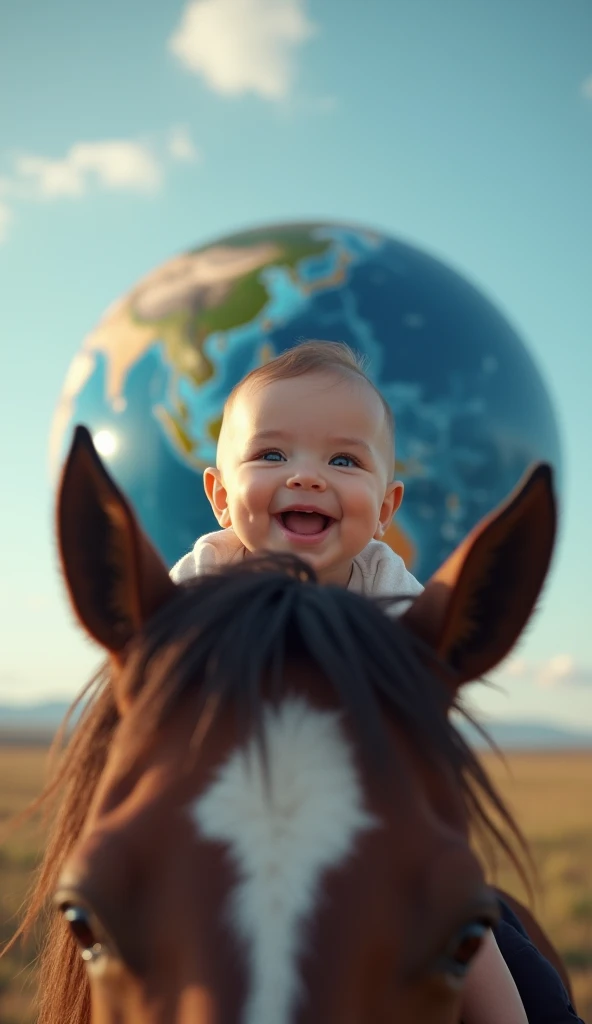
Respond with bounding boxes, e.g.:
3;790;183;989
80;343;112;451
203;467;231;527
374;480;404;539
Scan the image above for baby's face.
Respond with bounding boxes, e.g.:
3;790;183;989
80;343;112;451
204;372;402;586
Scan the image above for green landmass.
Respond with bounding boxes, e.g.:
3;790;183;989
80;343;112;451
130;227;334;462
153;404;202;465
207;415;223;443
192;227;332;339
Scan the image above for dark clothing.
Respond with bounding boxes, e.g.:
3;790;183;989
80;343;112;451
494;899;584;1023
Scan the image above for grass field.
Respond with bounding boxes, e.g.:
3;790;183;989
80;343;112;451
0;745;590;1022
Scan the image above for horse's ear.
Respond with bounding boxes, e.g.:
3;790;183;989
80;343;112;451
57;425;177;655
402;463;557;687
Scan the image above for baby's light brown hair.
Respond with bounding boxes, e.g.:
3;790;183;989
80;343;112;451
219;340;395;473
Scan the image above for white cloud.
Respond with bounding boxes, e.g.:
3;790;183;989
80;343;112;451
581;74;592;99
14;139;162;199
537;654;592;689
499;654;592;689
168;0;317;100
0;201;11;243
0;129;202;244
0;671;25;686
168;124;201;163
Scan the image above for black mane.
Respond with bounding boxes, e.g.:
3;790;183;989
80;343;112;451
122;554;446;759
113;553;524;876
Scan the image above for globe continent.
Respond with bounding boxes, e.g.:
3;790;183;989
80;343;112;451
50;222;561;583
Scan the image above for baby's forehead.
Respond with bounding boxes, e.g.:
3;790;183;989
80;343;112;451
220;371;394;471
234;370;382;421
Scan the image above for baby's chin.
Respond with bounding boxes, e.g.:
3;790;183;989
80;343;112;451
243;539;352;586
291;549;353;587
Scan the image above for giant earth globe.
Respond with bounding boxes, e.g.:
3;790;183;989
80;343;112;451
50;221;561;583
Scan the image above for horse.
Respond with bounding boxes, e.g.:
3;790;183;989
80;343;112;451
13;426;569;1024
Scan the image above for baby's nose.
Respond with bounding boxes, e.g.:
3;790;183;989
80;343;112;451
286;469;326;491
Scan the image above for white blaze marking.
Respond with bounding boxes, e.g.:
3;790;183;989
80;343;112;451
191;697;378;1024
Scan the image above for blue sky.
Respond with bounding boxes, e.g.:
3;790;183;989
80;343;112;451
1;0;591;729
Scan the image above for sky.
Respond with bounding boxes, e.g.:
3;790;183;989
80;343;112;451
1;0;591;731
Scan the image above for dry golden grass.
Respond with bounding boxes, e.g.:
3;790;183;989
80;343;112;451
0;745;590;1021
480;751;592;1019
0;747;49;1024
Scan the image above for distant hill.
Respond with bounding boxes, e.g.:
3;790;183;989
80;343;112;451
0;701;591;750
458;718;592;751
0;701;73;727
0;701;79;745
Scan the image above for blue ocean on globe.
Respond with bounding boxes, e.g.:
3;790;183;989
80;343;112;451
50;222;561;583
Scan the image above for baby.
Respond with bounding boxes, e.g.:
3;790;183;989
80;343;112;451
170;339;528;1024
171;340;422;605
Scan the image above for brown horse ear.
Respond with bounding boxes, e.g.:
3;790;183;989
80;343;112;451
57;425;177;655
402;463;557;687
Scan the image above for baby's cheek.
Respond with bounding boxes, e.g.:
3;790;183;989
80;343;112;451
237;478;266;509
348;488;382;523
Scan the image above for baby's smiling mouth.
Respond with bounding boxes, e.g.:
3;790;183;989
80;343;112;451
276;509;335;536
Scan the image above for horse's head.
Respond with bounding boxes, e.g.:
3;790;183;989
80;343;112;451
52;426;556;1024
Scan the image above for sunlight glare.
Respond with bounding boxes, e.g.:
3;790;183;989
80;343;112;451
93;429;118;457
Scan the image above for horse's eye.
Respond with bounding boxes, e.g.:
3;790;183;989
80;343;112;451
61;904;104;962
442;921;489;979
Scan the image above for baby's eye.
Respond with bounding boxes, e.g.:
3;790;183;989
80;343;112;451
259;450;286;462
329;454;358;468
